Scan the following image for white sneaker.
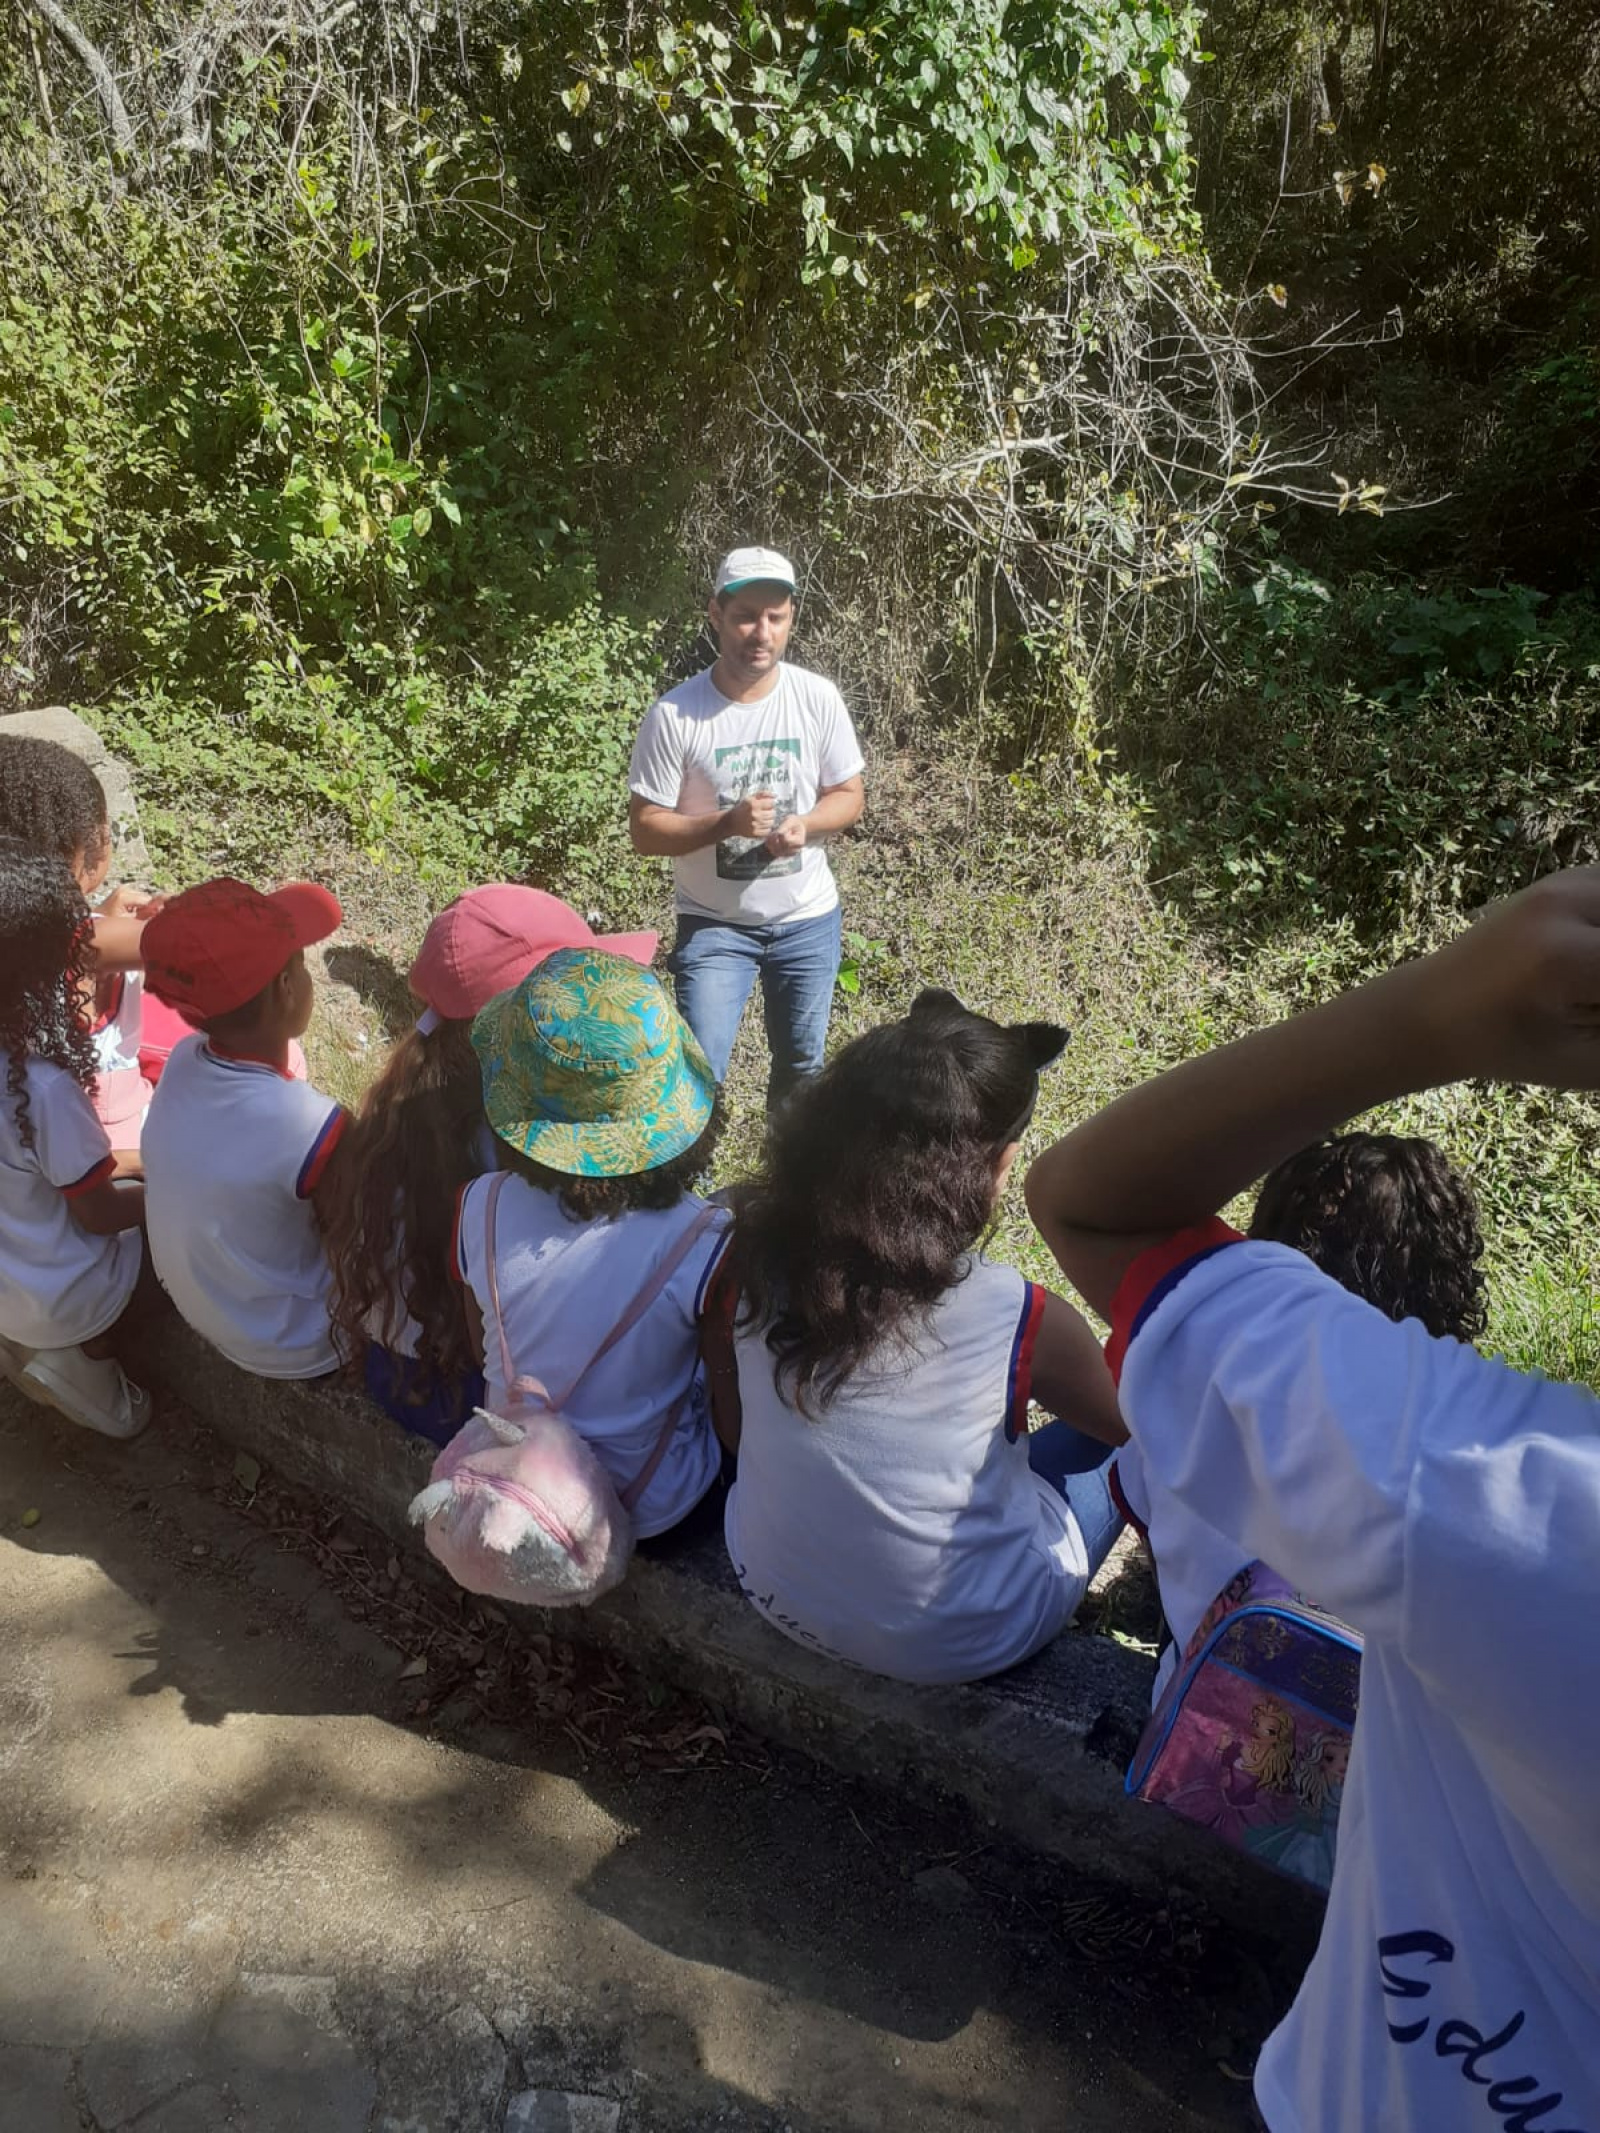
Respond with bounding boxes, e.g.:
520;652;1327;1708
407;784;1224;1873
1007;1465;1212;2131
17;1347;152;1440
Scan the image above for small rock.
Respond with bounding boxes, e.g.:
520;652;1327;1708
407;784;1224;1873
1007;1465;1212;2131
911;1865;971;1909
504;2091;621;2133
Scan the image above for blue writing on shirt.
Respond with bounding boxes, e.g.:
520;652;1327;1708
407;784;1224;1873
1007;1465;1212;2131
1378;1932;1587;2132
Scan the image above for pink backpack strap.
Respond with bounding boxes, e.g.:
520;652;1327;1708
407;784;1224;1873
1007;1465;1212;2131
577;1204;724;1512
480;1172;540;1411
479;1183;723;1507
556;1203;724;1404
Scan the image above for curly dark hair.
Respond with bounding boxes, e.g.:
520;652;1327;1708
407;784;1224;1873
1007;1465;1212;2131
1248;1131;1488;1342
0;735;110;872
723;988;1068;1415
500;1091;726;1218
0;836;97;1151
321;1017;488;1403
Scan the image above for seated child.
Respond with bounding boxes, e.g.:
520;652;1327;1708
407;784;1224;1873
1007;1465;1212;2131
322;886;657;1445
1114;1131;1487;1698
452;946;726;1537
1022;871;1600;2133
708;989;1127;1687
139;877;346;1378
0;837;151;1436
0;733;161;1156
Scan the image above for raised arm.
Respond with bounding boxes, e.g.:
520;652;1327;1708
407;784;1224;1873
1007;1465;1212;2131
1026;868;1600;1318
1027;1289;1127;1446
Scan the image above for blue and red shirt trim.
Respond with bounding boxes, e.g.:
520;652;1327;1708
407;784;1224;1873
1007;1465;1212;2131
1104;1218;1242;1386
61;1153;116;1200
1107;1455;1147;1544
294;1106;348;1199
1004;1281;1047;1442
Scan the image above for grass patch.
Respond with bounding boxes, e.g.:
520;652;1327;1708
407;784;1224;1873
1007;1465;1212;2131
124;734;1600;1389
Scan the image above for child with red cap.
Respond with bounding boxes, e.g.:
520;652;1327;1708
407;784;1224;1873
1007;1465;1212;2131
139;878;348;1378
322;887;657;1442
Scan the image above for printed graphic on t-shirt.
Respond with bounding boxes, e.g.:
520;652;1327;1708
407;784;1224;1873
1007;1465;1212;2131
715;737;802;880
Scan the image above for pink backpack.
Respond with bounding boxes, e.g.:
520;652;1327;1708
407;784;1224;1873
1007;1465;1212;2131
408;1172;721;1608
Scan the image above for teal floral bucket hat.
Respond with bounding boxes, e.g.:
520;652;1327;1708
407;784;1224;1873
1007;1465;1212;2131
471;946;717;1177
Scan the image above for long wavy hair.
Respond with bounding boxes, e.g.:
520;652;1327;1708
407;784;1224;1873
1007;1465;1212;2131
0;837;97;1150
322;1017;486;1397
725;988;1068;1416
1249;1131;1488;1342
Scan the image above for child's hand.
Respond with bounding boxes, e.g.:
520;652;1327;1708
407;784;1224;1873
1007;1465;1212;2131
1409;866;1600;1090
101;885;166;922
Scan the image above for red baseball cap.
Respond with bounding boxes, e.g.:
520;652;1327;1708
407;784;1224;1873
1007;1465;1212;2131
408;886;657;1028
142;876;342;1021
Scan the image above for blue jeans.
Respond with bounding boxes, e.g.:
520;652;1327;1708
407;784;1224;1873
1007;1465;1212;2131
1028;1419;1125;1576
669;906;842;1110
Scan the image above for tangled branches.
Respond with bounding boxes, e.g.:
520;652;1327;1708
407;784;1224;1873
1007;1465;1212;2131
748;246;1399;714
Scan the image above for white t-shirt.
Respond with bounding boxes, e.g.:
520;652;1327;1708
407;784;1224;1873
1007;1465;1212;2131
628;663;864;926
453;1174;727;1539
1111;1222;1600;2133
0;1054;141;1348
142;1036;346;1378
88;966;150;1149
1113;1439;1251;1701
724;1259;1091;1683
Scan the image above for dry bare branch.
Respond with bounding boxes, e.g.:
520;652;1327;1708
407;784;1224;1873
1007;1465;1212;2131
28;0;134;157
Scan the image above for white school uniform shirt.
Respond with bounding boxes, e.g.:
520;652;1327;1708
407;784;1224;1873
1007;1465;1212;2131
0;1055;141;1348
88;966;151;1149
1112;1439;1251;1701
724;1260;1091;1684
628;662;864;926
142;1035;346;1378
452;1174;727;1539
1109;1221;1600;2133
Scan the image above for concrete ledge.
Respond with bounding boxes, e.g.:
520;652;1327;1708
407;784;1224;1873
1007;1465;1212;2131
127;1313;1318;1938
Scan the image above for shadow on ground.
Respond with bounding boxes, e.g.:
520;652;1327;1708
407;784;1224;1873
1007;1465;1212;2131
0;1391;1295;2130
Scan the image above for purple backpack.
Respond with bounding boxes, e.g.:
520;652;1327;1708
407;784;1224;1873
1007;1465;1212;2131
1125;1562;1362;1892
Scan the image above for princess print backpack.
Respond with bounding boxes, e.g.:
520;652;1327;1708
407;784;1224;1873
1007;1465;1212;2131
1125;1561;1363;1892
409;1172;720;1608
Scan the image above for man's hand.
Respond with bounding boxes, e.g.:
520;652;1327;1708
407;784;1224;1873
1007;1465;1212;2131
764;814;807;859
723;790;778;841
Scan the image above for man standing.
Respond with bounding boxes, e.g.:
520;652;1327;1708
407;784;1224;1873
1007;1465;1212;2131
628;547;865;1109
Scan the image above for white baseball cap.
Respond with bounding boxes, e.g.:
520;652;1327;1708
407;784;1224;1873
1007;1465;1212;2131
715;546;796;596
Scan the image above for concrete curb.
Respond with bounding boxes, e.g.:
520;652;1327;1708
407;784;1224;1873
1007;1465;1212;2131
126;1314;1318;1940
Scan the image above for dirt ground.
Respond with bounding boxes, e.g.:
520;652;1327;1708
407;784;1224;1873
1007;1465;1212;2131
0;1385;1303;2132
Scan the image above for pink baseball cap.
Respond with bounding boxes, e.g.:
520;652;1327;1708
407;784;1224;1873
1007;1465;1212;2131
408;886;657;1030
